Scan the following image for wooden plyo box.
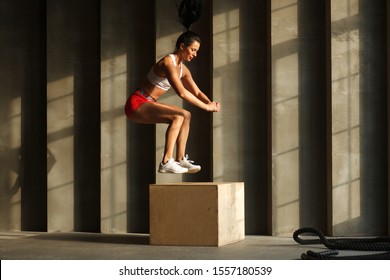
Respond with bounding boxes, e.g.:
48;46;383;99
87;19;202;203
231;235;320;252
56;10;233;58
149;182;245;246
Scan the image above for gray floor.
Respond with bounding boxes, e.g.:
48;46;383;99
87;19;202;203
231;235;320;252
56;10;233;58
0;231;379;260
0;231;314;260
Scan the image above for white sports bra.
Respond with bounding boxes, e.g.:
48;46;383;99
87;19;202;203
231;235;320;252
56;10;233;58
146;54;182;91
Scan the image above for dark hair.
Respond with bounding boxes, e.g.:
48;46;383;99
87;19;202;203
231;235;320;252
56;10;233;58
175;30;201;51
177;0;203;30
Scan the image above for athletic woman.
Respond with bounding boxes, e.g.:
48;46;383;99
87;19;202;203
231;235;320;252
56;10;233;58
125;0;220;174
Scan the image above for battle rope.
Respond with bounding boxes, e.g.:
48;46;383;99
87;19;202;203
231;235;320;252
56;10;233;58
293;227;390;260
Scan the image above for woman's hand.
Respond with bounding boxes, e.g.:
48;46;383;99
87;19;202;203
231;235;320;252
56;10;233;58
206;101;221;112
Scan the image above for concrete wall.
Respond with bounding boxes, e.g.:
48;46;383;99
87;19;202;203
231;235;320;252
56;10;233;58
100;0;156;234
0;0;389;237
272;0;331;236
213;0;271;234
331;0;388;236
0;0;47;231
47;0;101;233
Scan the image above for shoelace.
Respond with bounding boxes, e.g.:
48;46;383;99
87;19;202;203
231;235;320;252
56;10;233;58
183;154;194;163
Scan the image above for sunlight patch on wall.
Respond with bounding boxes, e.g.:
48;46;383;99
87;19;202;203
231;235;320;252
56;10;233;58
7;97;21;149
0;95;21;229
271;0;298;46
156;32;181;60
213;8;239;69
100;53;128;233
101;54;127;80
331;0;361;227
271;0;299;236
212;5;240;182
101;54;127;120
212;75;224;181
47;75;75;232
47;76;74;135
331;0;359;22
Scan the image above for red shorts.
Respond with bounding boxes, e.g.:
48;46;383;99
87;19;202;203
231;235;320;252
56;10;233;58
124;89;156;118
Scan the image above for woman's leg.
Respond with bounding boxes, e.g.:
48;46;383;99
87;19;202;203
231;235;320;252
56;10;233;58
130;102;191;163
174;109;191;162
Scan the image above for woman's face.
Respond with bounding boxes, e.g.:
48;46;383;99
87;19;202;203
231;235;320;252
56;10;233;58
180;41;200;62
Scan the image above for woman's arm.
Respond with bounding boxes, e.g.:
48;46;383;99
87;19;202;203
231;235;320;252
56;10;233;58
163;58;219;111
180;64;211;104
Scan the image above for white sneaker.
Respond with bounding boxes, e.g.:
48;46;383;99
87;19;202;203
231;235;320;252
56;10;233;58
178;154;201;174
158;158;188;174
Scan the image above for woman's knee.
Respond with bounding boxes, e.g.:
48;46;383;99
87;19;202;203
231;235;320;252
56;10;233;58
171;113;185;126
169;109;191;126
181;109;191;122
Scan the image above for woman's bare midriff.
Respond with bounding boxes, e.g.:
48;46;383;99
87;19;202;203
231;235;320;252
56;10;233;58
137;78;167;101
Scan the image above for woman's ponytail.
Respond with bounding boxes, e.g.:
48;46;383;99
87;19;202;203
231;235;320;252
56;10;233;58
174;0;203;52
177;0;203;30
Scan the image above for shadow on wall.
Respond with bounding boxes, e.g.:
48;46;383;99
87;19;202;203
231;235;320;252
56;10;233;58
0;146;21;197
0;146;56;197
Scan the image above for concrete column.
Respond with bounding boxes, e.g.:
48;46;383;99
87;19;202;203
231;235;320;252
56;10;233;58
47;0;101;232
271;0;300;236
388;0;390;235
331;0;388;236
101;0;156;233
73;0;101;233
101;0;130;233
213;0;242;183
47;0;75;231
297;0;331;233
20;0;47;232
331;0;361;236
238;0;271;234
0;1;27;231
213;0;271;234
125;1;156;233
358;0;388;235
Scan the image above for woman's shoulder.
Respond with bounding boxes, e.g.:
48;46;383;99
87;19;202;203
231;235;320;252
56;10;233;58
155;55;178;72
155;55;172;67
163;54;176;64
